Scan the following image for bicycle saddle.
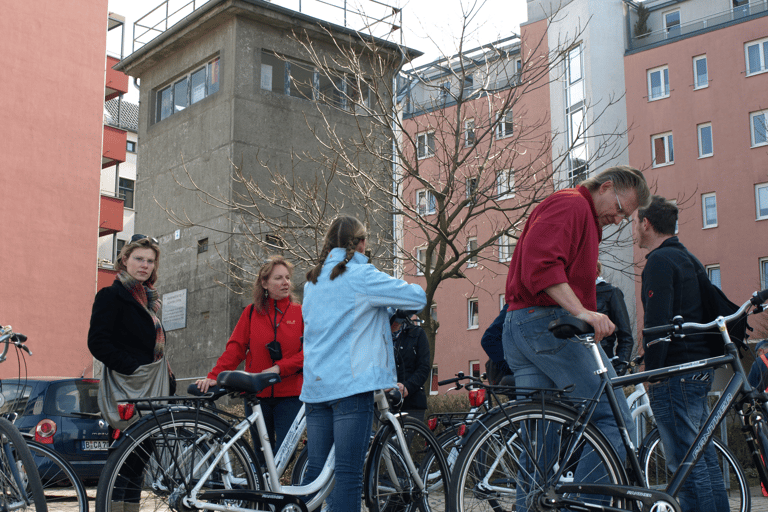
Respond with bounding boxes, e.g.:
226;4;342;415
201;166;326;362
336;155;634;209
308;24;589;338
548;316;593;339
217;370;281;394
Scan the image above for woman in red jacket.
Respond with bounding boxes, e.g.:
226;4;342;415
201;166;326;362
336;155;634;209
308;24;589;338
196;255;303;454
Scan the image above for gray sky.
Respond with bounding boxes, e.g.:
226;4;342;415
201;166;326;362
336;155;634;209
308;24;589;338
108;0;528;102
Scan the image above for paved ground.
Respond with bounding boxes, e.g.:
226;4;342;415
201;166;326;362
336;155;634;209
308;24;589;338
752;487;768;511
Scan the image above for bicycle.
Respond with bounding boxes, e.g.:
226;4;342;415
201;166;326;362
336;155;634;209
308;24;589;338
0;325;49;512
94;370;451;512
447;288;768;512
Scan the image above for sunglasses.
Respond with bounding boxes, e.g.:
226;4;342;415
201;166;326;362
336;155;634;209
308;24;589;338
130;234;159;244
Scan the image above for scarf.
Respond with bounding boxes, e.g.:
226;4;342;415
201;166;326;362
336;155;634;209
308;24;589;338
117;270;166;361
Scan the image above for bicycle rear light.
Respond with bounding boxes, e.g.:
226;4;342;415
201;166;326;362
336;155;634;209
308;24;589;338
427;417;438;431
468;389;486;407
457;424;467;437
35;419;56;444
118;403;135;421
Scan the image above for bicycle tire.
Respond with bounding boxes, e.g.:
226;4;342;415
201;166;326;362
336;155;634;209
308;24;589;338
750;416;768;491
289;446;309;485
640;427;749;512
436;428;462;471
0;417;48;512
95;409;262;512
26;440;88;512
449;402;628;512
366;416;451;512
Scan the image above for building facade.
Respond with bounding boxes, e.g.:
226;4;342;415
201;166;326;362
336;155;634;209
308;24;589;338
625;0;768;342
0;3;124;377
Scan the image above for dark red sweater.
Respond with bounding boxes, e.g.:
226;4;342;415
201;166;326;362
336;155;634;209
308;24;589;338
505;186;601;311
208;297;304;397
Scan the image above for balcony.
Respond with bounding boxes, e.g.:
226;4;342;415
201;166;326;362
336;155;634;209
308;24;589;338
97;267;118;291
99;194;124;236
105;56;129;101
102;125;127;168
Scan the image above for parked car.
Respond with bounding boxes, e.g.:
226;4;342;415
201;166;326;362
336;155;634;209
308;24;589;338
0;378;109;485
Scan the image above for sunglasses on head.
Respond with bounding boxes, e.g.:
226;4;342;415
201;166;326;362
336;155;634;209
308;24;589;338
130;234;159;244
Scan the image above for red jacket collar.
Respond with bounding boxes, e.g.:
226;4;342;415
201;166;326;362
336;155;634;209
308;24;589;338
577;185;602;243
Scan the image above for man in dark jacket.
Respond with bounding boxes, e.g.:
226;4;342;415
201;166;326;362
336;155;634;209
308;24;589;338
596;261;633;376
481;305;514;385
391;311;431;423
636;196;727;512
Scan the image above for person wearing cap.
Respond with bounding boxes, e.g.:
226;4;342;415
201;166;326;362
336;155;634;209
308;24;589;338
390;311;431;423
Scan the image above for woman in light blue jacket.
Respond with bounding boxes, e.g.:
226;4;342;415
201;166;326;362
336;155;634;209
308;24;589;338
301;216;427;512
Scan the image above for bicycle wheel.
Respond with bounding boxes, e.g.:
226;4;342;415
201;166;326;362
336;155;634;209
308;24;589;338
95;409;262;512
25;440;88;512
367;416;451;512
436;428;462;472
0;417;47;512
289;446;309;485
750;416;768;492
449;402;627;512
640;428;749;512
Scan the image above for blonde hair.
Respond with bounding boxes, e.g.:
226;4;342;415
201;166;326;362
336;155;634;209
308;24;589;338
581;165;651;209
117;237;161;285
306;216;367;284
252;255;295;314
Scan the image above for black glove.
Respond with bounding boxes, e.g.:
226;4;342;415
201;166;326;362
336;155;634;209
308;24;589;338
612;359;628;376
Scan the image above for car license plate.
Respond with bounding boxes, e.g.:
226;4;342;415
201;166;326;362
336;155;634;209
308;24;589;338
82;440;109;451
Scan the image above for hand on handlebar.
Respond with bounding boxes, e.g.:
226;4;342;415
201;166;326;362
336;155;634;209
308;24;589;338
195;378;217;393
575;311;615;343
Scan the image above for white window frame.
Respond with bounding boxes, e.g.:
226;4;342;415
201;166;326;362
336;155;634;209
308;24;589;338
651;132;674;167
466;177;478;203
469;360;481;379
663;9;681;36
416;247;427;276
512;58;522;85
468;298;479;330
465;119;476;147
496;110;513;139
706;265;721;289
693;55;708;90
702;192;717;229
417;131;435;159
498;234;515;262
756;183;768;220
750;110;768;148
156;57;220;122
496;169;515;200
761;258;768;290
697;123;713;158
430;365;439;395
647;66;670;101
416;189;436;216
745;37;768;76
467;238;478;267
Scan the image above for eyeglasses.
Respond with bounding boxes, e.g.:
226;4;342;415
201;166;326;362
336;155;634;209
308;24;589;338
130;234;159;244
613;191;631;222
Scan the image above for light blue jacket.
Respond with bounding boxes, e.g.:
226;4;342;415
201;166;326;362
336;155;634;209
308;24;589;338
300;248;427;403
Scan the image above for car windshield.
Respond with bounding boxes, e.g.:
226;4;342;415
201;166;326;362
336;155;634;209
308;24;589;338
46;381;101;416
0;383;33;416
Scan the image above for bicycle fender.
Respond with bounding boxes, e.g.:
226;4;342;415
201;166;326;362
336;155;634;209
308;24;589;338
198;490;308;511
363;422;395;508
106;405;226;451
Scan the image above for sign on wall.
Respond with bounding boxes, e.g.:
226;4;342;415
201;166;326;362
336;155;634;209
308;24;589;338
162;289;187;331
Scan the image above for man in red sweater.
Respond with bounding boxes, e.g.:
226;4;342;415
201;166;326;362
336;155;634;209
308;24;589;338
503;166;649;463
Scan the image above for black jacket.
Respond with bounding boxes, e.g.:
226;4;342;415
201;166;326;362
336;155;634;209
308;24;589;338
393;324;431;411
87;280;159;375
596;280;633;362
641;237;710;371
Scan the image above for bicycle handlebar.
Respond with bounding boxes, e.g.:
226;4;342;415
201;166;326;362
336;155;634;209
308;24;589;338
0;326;32;362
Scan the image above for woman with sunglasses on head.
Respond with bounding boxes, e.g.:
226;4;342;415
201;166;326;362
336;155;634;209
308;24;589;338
301;216;426;512
88;234;173;512
195;255;304;456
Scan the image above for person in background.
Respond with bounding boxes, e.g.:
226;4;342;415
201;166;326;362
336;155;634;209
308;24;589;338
301;216;426;512
481;304;514;385
595;261;634;376
196;256;303;456
390;310;431;423
636;195;728;512
748;340;768;391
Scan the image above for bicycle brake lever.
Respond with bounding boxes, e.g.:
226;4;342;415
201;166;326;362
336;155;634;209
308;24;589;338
18;345;31;356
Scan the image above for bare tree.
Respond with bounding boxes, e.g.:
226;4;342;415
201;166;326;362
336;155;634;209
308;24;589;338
159;5;633;363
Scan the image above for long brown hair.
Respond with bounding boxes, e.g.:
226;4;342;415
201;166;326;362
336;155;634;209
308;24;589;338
306;216;367;284
252;255;295;314
117;237;161;285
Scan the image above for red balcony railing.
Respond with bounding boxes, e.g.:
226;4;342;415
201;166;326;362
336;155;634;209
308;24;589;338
105;56;129;101
97;267;119;290
99;194;124;237
102;125;127;169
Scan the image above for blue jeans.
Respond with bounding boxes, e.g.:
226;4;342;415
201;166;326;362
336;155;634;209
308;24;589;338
303;392;374;512
648;370;728;512
245;396;303;464
504;306;636;510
